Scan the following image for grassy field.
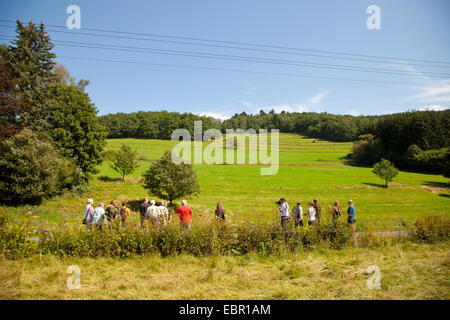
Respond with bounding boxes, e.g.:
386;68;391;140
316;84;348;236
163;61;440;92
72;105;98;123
1;241;448;299
1;133;449;300
2;133;448;230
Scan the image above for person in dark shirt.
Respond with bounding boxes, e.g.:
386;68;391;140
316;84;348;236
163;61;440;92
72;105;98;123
139;197;150;230
313;199;322;224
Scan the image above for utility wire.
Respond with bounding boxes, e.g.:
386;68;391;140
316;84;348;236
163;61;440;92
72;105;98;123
0;30;424;84
1;34;448;78
0;23;447;69
56;55;422;86
0;18;449;66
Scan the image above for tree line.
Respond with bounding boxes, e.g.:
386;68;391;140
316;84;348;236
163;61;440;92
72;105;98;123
100;111;221;140
101;109;449;176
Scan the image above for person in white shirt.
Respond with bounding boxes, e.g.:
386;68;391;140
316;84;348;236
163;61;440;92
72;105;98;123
278;198;290;229
158;201;170;227
84;199;94;231
305;202;316;226
292;201;303;228
146;200;161;228
92;203;105;229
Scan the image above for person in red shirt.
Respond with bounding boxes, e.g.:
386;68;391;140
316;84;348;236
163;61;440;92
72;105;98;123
176;200;193;231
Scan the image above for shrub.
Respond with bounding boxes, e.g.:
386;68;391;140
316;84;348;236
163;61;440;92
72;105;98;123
352;134;383;165
414;147;450;177
0;129;78;203
413;216;450;243
0;129;86;204
3;216;447;259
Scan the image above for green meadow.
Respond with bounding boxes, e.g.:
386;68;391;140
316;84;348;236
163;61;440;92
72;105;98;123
1;133;449;300
3;133;448;230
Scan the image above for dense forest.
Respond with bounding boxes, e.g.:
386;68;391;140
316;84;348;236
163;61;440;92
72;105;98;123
100;111;221;140
101;109;450;176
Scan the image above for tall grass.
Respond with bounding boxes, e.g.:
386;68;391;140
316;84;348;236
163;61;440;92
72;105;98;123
1;211;448;259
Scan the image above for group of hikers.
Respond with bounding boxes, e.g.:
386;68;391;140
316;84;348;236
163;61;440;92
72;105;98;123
83;198;196;231
277;198;357;232
83;197;356;233
83;199;133;231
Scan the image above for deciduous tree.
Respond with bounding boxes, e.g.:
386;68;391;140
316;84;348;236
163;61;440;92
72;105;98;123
142;151;200;206
110;144;140;181
372;158;399;188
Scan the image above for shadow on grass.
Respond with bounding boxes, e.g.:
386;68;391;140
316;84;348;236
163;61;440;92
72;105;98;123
126;199;143;212
438;193;450;198
422;181;449;188
362;182;386;188
0;197;43;207
97;176;122;182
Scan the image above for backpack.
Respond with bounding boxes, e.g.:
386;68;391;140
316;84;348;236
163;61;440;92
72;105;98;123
120;208;130;221
105;205;118;220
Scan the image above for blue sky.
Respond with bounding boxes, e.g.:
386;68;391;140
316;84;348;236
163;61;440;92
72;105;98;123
1;0;449;118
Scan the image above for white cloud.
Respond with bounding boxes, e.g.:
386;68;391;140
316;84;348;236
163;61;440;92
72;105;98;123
409;81;450;103
400;61;450;105
420;96;450;103
347;109;361;116
417;105;448;111
268;104;294;113
236;90;330;116
294;104;309;113
398;63;432;83
263;104;308;114
202;89;327;120
197;111;232;120
308;90;328;105
239;100;259;112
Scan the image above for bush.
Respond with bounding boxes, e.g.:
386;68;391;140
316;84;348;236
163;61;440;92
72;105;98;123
0;129;83;203
0;217;356;259
352;134;383;165
3;215;446;259
413;216;450;243
0;129;86;204
414;147;450;177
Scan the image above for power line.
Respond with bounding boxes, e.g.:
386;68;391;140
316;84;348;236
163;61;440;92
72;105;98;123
0;18;449;66
0;23;448;69
31;39;450;78
56;55;422;86
1;34;448;78
0;28;423;84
